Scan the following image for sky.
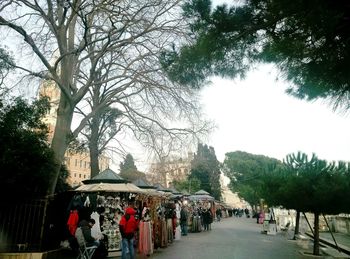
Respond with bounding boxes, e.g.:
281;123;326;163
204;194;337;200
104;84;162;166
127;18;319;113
3;0;350;172
199;64;350;164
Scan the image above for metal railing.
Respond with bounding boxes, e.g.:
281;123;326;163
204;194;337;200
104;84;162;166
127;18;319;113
0;199;48;252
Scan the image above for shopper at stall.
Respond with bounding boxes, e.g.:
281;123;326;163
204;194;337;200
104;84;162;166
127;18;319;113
202;209;211;231
78;218;100;247
119;203;139;259
180;206;188;236
216;208;222;222
77;218;108;258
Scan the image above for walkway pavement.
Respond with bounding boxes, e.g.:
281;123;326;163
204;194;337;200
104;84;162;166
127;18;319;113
145;217;304;259
46;217;350;259
304;231;350;258
319;232;350;251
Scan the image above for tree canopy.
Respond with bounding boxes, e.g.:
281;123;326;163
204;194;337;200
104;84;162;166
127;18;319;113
0;97;69;200
263;152;350;215
0;47;14;94
0;0;211;195
173;177;201;194
222;151;282;206
190;143;221;199
262;152;350;255
119;153;146;182
162;0;350;108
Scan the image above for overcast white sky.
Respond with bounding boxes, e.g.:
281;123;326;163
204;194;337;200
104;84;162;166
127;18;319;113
4;0;350;171
200;64;350;163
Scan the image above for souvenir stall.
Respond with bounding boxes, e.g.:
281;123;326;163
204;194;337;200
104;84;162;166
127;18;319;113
74;169;145;257
132;179;174;255
221;203;231;218
169;191;183;241
133;179;162;256
188;190;215;233
153;184;175;247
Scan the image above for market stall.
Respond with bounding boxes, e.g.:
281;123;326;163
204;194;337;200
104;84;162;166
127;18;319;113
74;169;145;255
132;179;178;255
188;190;215;232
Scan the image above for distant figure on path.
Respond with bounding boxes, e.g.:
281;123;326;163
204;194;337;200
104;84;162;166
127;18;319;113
216;208;222;222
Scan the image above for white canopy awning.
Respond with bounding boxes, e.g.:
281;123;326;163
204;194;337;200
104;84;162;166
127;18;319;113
188;194;214;201
75;182;145;193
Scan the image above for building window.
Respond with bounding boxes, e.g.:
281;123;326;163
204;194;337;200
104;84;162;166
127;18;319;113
80;160;82;168
84;161;87;168
74;173;77;177
79;174;81;178
84;175;86;179
75;159;78;167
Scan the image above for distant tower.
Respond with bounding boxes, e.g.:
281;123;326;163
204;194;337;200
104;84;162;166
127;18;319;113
39;49;60;143
39;79;60;143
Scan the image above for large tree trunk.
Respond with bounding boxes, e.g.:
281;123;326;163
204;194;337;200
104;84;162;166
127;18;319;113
47;22;77;195
48;95;74;195
293;210;300;240
313;212;320;255
89;114;100;179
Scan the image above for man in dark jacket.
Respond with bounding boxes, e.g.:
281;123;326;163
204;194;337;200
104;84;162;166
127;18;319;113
79;218;99;247
78;218;108;258
180;206;188;236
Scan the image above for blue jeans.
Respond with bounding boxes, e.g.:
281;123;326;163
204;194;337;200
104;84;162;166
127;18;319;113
121;238;135;259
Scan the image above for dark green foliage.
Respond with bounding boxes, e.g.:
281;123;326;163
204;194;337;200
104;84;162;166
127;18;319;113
263;152;350;215
0;97;68;199
190;164;212;192
56;164;73;194
262;152;350;255
173;177;201;194
0;47;14;84
120;154;138;172
190;143;221;200
163;0;350;106
119;153;146;182
222;151;282;206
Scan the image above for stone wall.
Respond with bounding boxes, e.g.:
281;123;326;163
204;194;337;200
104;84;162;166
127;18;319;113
328;216;350;234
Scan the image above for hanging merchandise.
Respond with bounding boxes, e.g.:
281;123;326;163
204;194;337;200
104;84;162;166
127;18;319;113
90;211;103;240
91;193;129;252
174;201;181;240
138;205;153;256
67;210;79;236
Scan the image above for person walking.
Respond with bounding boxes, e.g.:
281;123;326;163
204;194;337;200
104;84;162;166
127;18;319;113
119;204;139;259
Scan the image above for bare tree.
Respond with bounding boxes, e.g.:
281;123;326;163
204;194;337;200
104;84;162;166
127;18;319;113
0;0;212;194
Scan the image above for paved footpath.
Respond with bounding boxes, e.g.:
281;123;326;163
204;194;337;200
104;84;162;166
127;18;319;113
57;217;350;259
135;217;304;259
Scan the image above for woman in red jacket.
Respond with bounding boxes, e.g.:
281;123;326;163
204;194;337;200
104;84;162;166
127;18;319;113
119;205;139;259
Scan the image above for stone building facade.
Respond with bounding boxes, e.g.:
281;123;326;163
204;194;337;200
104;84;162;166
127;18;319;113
147;152;194;187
